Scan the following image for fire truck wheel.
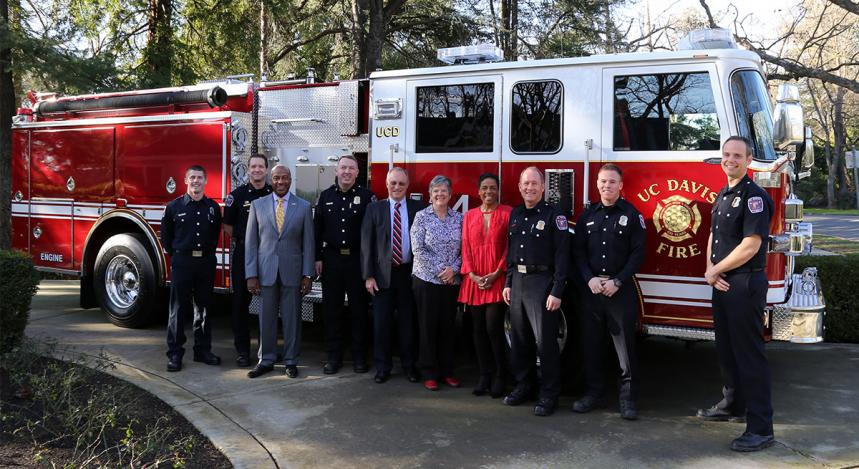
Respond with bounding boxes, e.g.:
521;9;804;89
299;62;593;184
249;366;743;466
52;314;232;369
93;233;158;328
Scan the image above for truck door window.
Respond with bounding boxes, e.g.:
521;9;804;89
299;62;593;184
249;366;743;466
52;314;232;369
511;80;563;154
730;70;777;161
416;83;494;153
613;72;719;151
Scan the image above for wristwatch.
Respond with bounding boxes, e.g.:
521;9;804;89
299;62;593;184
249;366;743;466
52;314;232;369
612;278;622;288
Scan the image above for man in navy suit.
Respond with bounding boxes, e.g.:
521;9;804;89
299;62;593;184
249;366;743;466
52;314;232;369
361;167;425;384
244;165;314;379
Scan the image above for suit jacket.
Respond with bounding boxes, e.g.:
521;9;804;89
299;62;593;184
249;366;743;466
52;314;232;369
361;197;424;289
245;193;315;287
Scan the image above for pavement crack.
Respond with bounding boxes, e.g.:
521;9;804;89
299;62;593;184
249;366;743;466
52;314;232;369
776;440;827;467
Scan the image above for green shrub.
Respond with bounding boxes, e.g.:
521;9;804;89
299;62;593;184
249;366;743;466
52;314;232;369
796;254;859;343
0;250;40;353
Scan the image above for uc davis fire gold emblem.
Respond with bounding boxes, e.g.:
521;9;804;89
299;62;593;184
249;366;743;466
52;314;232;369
638;179;716;259
652;195;701;243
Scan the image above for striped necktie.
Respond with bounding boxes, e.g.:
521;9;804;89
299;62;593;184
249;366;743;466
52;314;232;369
276;197;285;232
392;202;403;265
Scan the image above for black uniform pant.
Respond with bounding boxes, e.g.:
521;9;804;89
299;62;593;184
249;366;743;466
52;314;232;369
509;271;561;400
373;263;417;373
167;253;216;360
230;241;252;356
470;302;506;379
712;271;774;436
580;283;638;402
412;276;458;380
322;251;368;365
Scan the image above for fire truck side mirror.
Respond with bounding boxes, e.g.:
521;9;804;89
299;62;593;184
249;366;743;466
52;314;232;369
800;126;815;171
772;83;804;151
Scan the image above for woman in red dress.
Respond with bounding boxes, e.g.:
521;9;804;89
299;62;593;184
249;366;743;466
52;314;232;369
459;173;512;398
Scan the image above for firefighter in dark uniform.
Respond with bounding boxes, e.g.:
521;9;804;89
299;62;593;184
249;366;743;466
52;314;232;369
697;136;775;452
161;165;223;372
572;163;646;421
501;167;569;417
315;154;376;374
223;154;272;367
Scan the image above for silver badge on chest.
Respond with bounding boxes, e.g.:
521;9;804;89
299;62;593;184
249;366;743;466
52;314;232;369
536;220;545;230
731;196;741;208
619;215;628;226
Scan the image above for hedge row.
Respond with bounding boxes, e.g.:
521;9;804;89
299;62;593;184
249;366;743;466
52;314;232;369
796;254;859;343
0;250;41;353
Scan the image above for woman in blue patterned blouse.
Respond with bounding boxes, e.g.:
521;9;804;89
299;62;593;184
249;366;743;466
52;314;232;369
411;175;464;391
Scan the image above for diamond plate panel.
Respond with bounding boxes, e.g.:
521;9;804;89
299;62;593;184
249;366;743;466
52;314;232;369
258;83;368;153
230;112;253;189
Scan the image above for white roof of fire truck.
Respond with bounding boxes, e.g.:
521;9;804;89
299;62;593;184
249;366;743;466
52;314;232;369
371;48;762;80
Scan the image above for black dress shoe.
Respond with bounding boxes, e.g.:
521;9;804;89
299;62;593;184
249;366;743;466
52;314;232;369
534;397;558;417
193;352;221;366
236;353;251;367
323;362;341;375
247;364;274;378
284;365;299;378
167;357;182;372
620;400;638;421
353;363;369;374
697;405;746;423
730;432;775;452
472;375;491;396
405;369;420;383
503;386;532;406
572;395;605;413
374;371;390;384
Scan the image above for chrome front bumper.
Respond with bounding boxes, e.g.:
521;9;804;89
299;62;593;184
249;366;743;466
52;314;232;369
768;267;825;343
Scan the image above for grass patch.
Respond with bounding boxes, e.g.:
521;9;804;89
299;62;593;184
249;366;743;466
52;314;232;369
813;235;859;255
804;208;859;216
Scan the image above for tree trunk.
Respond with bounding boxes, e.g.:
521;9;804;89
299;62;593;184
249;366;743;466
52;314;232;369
144;0;173;86
352;0;368;78
0;0;14;249
832;87;847;204
259;0;268;79
365;0;385;74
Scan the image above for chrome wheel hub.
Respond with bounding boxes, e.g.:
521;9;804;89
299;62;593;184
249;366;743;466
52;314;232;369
105;255;139;310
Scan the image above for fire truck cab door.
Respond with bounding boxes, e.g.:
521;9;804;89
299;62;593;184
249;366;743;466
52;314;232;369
404;75;503;209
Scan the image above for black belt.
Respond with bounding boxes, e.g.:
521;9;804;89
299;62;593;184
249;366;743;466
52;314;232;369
515;264;550;274
173;249;214;258
727;267;764;274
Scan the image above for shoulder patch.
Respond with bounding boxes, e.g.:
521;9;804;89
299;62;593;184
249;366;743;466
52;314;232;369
555;215;568;230
225;195;234;207
748;196;764;214
639;214;646;229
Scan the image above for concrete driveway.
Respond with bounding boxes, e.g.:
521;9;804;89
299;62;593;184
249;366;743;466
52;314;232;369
25;281;859;468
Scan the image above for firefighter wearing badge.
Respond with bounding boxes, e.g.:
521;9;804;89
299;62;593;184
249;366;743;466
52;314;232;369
572;163;646;420
314;154;376;374
161;165;223;372
223;154;272;367
501;167;570;417
697;136;776;452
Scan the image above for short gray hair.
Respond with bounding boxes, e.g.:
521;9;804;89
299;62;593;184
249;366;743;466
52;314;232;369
428;174;452;193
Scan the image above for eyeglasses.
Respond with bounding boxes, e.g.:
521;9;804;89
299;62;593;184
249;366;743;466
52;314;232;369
388;182;407;187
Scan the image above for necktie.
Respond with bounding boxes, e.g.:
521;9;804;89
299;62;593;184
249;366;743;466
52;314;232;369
276;197;285;233
392;202;403;265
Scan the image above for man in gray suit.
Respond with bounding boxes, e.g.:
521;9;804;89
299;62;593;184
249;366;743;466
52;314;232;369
245;165;314;378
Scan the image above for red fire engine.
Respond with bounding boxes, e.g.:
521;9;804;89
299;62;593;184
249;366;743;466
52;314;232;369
11;29;825;344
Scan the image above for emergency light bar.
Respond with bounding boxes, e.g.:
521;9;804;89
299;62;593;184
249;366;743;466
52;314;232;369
678;28;737;50
437;44;504;65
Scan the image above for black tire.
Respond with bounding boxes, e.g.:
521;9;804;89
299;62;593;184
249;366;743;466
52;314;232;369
93;233;159;328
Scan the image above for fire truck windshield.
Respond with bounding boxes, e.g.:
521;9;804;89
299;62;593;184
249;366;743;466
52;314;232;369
730;70;778;161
